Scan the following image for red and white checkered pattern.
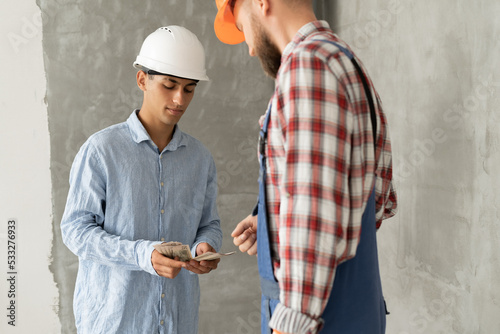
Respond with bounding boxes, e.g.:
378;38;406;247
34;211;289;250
265;21;398;333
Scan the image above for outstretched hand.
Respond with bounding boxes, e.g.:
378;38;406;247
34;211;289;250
231;214;258;255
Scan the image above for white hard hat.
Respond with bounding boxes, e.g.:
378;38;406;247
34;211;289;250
133;26;209;81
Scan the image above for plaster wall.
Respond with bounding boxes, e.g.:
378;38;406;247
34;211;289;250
331;0;500;333
1;0;500;333
0;0;60;333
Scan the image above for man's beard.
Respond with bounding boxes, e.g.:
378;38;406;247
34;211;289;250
252;14;282;79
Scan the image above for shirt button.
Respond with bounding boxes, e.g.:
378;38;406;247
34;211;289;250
161;182;164;187
161;293;165;298
160;320;164;325
160;238;165;242
161;209;165;214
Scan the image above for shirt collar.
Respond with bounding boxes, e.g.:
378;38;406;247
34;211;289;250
282;20;332;61
127;110;187;151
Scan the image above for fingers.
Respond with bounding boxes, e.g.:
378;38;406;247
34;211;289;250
232;215;258;256
196;242;215;256
246;241;257;256
235;230;257;253
152;250;185;268
154;263;182;279
233;228;255;246
199;259;220;270
191;243;218;274
231;222;250;238
185;259;220;275
151;250;187;279
231;214;257;238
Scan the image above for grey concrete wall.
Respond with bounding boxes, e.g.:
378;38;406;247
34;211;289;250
331;0;500;333
40;0;272;333
3;0;497;333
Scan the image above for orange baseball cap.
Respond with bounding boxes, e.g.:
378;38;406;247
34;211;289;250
214;0;245;45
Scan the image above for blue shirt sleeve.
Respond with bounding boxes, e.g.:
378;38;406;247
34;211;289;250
60;141;159;276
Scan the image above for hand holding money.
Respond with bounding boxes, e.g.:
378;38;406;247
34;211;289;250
187;242;222;275
154;242;193;262
154;241;235;262
151;249;185;279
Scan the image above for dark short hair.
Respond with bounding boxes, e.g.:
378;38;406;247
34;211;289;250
145;69;199;83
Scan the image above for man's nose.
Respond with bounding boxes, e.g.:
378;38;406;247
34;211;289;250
172;88;184;105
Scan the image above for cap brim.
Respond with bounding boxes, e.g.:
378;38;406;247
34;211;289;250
214;1;245;45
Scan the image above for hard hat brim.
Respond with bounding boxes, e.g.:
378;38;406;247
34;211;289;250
133;58;209;81
214;0;245;45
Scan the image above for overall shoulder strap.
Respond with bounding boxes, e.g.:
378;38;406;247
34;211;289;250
315;39;377;147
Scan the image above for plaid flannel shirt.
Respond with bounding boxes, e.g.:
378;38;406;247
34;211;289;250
265;21;397;333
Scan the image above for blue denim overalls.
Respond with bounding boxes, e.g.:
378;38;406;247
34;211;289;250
256;40;387;334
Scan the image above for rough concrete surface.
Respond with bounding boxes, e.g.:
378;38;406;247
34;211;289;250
1;0;499;333
331;0;500;333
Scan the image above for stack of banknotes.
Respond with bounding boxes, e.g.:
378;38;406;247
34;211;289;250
154;241;235;262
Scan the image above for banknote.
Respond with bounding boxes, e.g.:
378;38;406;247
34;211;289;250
154;242;235;262
193;251;236;261
154;242;193;262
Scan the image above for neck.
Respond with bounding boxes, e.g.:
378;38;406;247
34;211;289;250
137;108;175;153
269;2;317;53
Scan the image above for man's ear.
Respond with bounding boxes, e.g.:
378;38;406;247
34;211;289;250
136;70;147;92
253;0;270;16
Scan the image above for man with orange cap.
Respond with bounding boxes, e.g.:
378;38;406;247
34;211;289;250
214;1;398;333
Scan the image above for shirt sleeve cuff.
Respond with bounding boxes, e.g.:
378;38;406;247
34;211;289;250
137;241;160;276
189;241;213;276
191;241;203;259
269;303;324;334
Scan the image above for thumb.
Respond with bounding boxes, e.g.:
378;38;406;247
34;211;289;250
196;242;213;255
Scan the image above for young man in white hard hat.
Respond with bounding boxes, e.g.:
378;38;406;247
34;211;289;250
61;26;222;334
214;1;398;333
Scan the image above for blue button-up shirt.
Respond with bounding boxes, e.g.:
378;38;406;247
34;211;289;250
61;110;222;334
